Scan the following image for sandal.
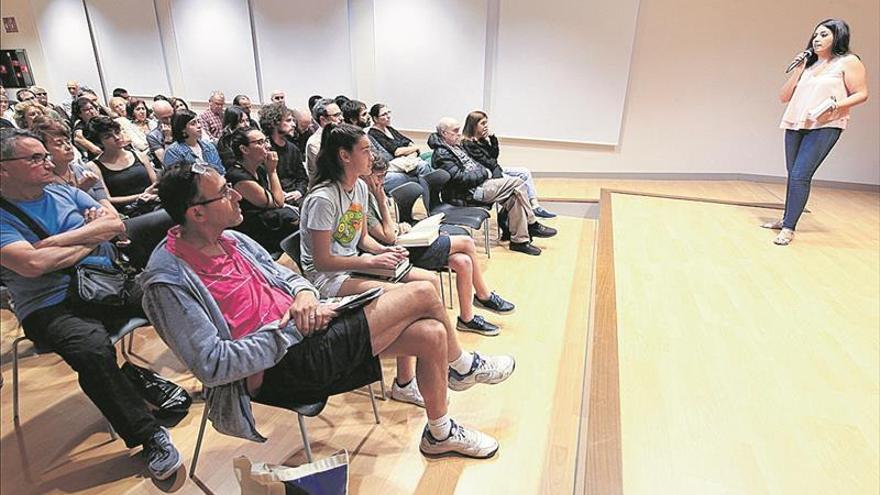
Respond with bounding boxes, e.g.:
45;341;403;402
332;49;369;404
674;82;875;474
761;219;783;230
773;228;794;246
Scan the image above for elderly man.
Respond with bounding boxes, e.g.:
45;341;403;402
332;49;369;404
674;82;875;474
61;80;81;116
146;99;175;169
0;129;181;480
289;107;313;156
304;98;343;181
198;90;225;142
269;89;286;105
142;163;516;459
428;118;556;256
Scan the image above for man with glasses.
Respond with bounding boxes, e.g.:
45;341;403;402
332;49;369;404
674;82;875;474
29;85;70;123
0;129;182;480
198;90;226;143
146;100;175;170
142;162;515;459
304;98;343;181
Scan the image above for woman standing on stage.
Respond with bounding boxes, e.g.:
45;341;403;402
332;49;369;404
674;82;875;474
766;19;868;245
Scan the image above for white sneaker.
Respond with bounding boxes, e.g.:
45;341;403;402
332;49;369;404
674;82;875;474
448;352;515;392
419;419;499;459
761;219;784;229
774;228;795;245
391;378;425;408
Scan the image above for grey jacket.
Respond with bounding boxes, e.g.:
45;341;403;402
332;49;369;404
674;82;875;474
139;230;317;441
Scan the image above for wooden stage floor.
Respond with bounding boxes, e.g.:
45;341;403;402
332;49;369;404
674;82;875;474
1;178;877;494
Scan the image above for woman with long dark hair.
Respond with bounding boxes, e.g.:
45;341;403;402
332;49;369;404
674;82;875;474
216;106;252;168
766;19;868;245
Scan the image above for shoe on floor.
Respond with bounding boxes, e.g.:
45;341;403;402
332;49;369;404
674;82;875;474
456;315;500;336
144;427;182;481
474;292;515;314
761;219;784;229
533;206;557;218
448;351;515;392
509;241;541;255
419;419;499;459
391;378;425;408
528;222;557;238
773;228;795;246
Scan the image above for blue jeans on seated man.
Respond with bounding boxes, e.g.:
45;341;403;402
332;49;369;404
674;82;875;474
782;127;842;230
382;161;433;194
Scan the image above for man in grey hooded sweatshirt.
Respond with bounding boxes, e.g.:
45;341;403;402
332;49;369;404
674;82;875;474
140;162;517;459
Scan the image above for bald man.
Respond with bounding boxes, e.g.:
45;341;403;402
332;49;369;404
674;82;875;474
146;100;175;170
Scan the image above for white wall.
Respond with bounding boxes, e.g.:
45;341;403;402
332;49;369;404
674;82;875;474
1;0;877;184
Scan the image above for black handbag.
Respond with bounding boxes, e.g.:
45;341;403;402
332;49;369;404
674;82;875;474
121;362;192;417
0;197;136;306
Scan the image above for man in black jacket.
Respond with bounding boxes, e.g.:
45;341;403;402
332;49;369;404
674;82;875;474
260;102;308;205
428;118;555;256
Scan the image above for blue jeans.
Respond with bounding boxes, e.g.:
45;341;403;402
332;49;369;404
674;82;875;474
382;160;432;193
502;167;537;201
782;128;842;230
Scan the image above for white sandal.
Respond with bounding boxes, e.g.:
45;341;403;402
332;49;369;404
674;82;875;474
773;228;795;246
761;219;784;230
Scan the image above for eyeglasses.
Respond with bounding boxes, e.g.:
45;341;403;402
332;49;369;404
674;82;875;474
272;95;285;101
248;138;267;146
33;92;47;97
0;153;52;165
189;182;235;207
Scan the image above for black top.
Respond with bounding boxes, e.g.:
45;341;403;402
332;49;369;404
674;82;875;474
271;136;308;199
226;164;273;215
93;151;152;197
461;135;503;179
368;126;414;156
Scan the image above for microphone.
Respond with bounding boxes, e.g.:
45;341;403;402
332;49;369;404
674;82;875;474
785;48;813;73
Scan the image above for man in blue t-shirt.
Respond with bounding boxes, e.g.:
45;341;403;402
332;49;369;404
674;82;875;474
0;129;181;481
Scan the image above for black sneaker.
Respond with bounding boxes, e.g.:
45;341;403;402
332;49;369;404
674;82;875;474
528;222;557;238
144;427;182;481
474;292;515;314
456;315;500;336
510;241;541;255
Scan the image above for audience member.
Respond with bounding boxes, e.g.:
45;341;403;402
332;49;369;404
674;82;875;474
0;93;14;128
290;107;313;155
71;96;103;159
216;106;252;168
198;91;225;142
109;96;128;119
31;117;115;212
365;157;513;336
260;102;308;203
296;123;518;454
0;129;181;480
225;127;299;252
30;85;70;122
13;100;49;130
170;97;190;113
368;103;432;191
307;94;322;133
462;110;556;218
428;117;556;256
146;100;174;169
304;98;343;181
232;94;259;128
120;98;154;153
163;110;225;174
62;80;80;116
15;88;36;103
85;117;159;217
269;89;286;104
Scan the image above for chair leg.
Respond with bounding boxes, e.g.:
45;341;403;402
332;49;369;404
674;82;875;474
446;267;454;309
378;378;387;401
189;404;211;479
484;220;491;258
366;385;380;424
438;272;446;308
297;413;313;463
12;336;24;421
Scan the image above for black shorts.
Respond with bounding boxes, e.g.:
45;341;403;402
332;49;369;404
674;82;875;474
254;308;382;407
408;233;451;271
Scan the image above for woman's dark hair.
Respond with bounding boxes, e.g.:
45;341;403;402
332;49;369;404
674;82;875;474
153;94;169;102
368;103;386;119
342;100;366;125
171;109;198;143
308;95;323;116
222;106;248;132
232;94;249;107
171;97;190;111
462;110;488;139
71;96;96;121
805;19;852;68
126;98;149;121
334;95;351;108
230;126;260;160
85;116;121;148
310;123;364;190
157;162;204;225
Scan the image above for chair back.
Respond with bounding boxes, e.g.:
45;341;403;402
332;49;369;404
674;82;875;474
419;169;451;214
387;182;423;223
279;231;303;271
122;209;175;270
